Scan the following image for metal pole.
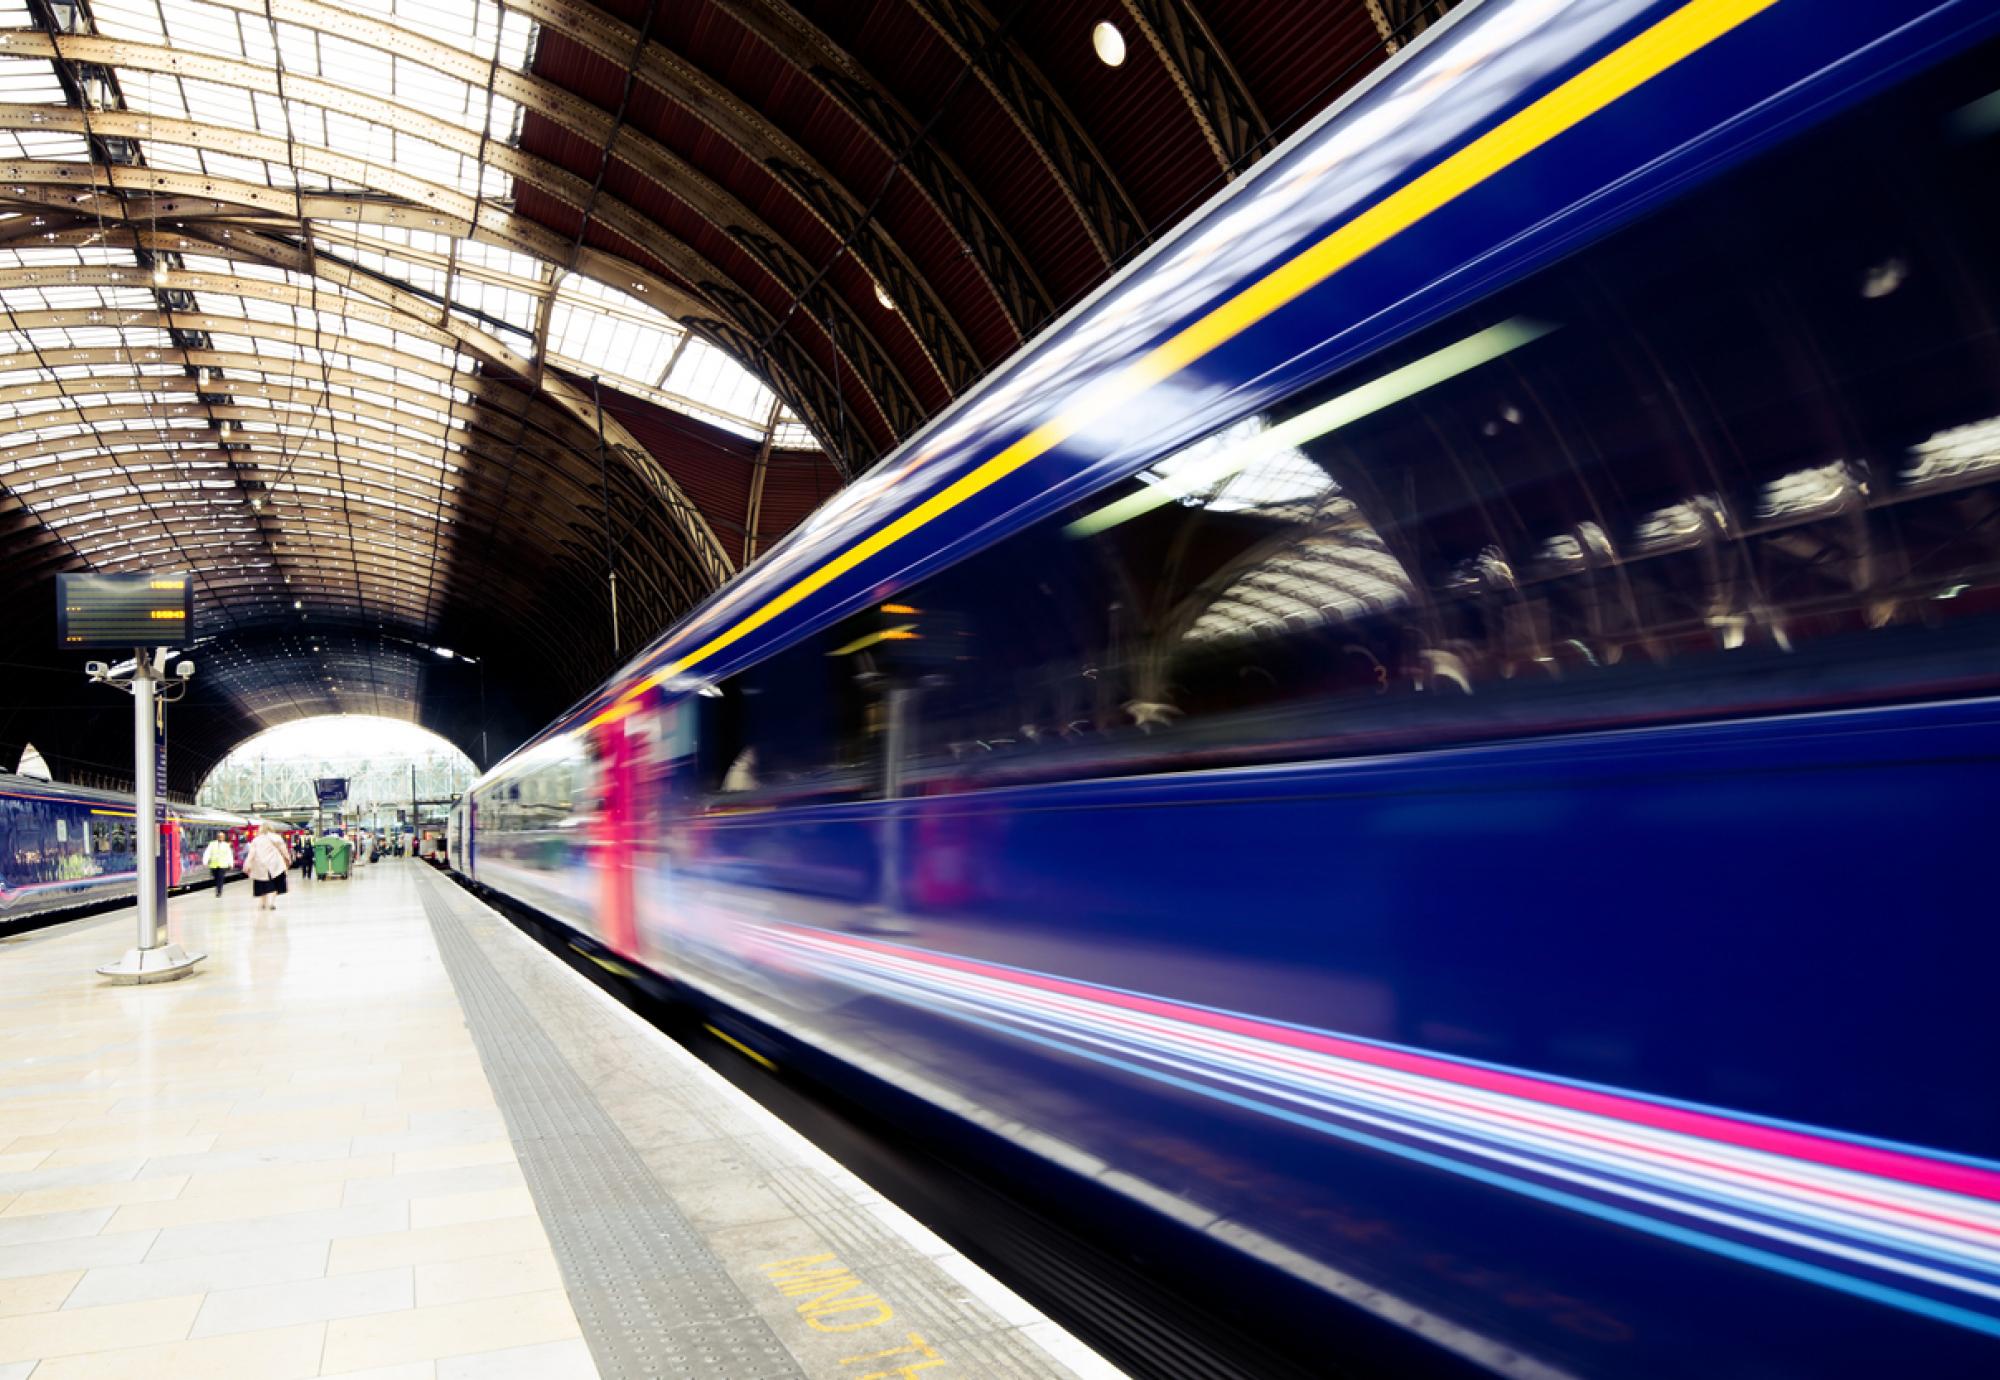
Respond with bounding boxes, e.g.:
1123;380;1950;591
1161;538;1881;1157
97;647;202;983
861;683;917;935
591;375;621;658
132;648;160;953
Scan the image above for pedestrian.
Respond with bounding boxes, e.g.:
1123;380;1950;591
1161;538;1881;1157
295;831;314;884
201;833;233;897
245;824;291;912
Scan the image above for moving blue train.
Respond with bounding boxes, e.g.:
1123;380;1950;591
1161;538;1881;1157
0;773;277;926
450;1;2000;1372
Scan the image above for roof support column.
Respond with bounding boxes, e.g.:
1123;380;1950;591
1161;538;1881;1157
743;395;782;566
591;374;624;660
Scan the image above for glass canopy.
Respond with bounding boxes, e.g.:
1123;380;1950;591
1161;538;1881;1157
0;0;810;637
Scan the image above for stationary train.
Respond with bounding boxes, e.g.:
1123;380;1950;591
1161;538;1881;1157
0;773;284;926
451;1;2000;1373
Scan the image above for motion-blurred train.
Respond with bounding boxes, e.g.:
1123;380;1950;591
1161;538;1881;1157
451;1;2000;1373
1;774;285;927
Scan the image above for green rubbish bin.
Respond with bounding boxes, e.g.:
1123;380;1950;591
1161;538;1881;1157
315;838;352;879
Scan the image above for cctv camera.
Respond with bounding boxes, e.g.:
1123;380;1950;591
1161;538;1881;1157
85;661;107;678
176;661;195;679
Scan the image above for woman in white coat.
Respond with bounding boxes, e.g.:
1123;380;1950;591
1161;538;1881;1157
245;825;292;912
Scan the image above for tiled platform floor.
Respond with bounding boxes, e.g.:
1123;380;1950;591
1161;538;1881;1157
0;861;1122;1380
0;861;591;1379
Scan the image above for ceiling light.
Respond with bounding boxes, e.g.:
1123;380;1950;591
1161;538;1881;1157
1861;257;1908;299
1092;20;1127;67
151;260;168;286
873;282;896;312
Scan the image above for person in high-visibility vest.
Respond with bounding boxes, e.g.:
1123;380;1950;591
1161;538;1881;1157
200;835;233;897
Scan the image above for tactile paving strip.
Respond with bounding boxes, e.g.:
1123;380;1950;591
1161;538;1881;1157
416;873;805;1380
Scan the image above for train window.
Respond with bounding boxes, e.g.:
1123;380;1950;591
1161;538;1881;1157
869;49;2000;793
704;611;887;806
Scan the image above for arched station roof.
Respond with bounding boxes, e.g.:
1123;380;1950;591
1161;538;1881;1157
0;0;1453;792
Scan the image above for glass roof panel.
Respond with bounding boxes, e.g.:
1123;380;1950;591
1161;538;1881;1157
545;273;813;444
0;0;820;650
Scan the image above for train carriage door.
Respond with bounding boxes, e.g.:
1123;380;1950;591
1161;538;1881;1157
162;815;182;890
589;710;640;958
631;697;694;961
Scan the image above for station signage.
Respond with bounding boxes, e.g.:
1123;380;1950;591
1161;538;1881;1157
314;777;349;806
56;572;193;648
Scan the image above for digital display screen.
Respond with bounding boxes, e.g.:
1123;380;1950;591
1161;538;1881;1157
56;572;193;648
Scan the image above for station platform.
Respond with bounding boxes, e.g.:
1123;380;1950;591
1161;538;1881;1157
0;861;1123;1380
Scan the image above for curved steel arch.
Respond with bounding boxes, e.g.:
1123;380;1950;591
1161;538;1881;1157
8;469;682;679
6;28;969;408
4;3;965;447
496;0;976;381
0;371;719;647
0;207;741;593
710;0;1051;343
0;389;706;591
897;0;1146;266
0;102;921;446
0;0;845;776
1117;0;1268;175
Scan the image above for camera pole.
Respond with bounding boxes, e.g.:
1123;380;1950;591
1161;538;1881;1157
93;647;205;984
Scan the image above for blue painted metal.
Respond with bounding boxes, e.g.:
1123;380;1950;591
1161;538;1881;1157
460;2;2000;1372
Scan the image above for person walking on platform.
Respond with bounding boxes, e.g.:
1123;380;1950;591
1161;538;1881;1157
295;832;314;885
245;824;291;912
201;834;233;897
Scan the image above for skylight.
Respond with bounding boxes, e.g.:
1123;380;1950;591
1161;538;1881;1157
0;0;818;648
546;272;813;442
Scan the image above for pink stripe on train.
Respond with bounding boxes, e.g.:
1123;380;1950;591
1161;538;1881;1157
804;929;2000;1206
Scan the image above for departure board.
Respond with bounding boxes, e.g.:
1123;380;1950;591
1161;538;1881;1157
56;573;194;648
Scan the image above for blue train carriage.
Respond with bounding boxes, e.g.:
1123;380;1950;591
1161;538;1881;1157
1;775;252;925
0;775;143;921
460;0;2000;1374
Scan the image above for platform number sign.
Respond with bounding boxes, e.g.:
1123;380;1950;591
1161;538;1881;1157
57;572;193;648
